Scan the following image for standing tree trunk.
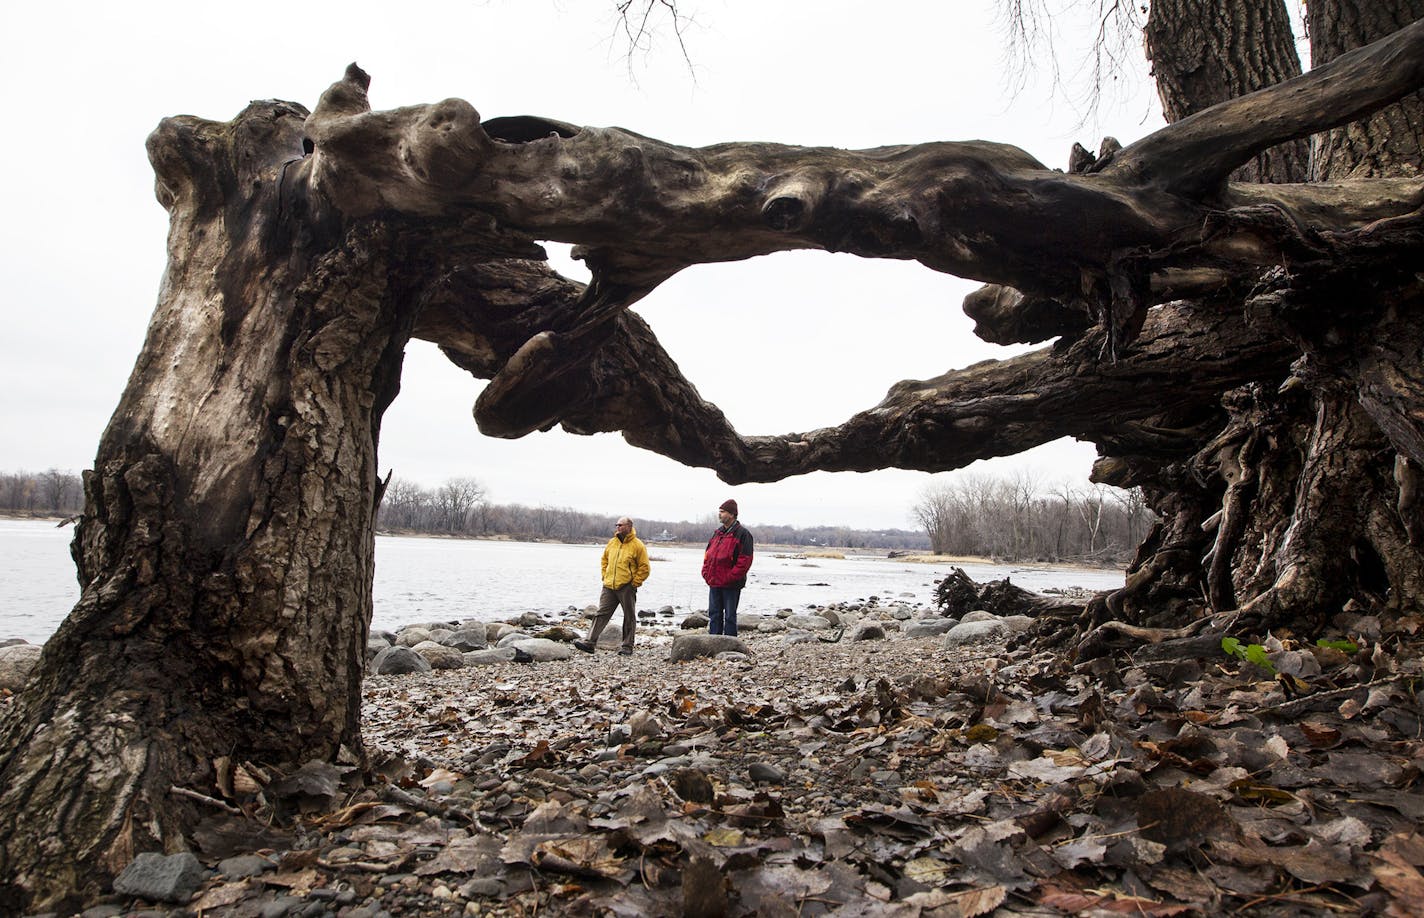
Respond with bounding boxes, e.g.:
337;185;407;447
1081;0;1424;641
0;102;419;911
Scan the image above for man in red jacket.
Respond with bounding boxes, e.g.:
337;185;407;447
702;499;754;636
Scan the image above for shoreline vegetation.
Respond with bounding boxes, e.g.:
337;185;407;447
0;461;1152;564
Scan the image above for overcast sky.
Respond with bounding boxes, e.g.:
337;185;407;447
0;1;1166;530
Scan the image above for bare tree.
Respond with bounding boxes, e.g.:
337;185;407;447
912;482;959;554
436;476;486;532
1076;482;1109;555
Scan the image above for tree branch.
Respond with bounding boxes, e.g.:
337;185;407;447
1109;17;1424;196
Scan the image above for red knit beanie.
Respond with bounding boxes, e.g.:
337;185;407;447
719;499;738;517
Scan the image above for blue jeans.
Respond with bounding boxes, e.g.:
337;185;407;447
708;587;741;636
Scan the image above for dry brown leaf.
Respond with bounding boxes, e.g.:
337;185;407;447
531;834;625;878
190;879;256;911
263;868;320;894
1136;788;1234;852
307;800;386;830
1039;885;1191;915
419;767;463;788
903;884;1008;918
704;827;745;847
1300;721;1343;747
1373;854;1424;901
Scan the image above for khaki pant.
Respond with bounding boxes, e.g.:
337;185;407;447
587;584;638;652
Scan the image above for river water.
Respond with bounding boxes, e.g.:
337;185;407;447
0;519;1125;644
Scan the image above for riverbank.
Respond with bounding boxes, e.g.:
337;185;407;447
20;596;1417;916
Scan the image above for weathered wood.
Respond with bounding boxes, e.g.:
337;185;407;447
0;102;413;910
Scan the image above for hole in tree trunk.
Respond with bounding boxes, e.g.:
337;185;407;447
482;116;581;143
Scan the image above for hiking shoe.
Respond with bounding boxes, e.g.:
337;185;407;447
618;648;633;656
573;640;595;654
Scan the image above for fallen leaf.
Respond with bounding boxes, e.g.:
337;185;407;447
1136;788;1234;853
190;879;255;911
531;834;625;878
419;767;463;788
903;856;951;885
1050;836;1108;869
903;885;1007;917
704;827;745;847
263;868;319;894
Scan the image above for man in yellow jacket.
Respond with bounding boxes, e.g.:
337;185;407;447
574;516;651;656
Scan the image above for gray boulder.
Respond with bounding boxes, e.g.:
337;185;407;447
486;622;519;643
903;619;959;639
0;643;43;692
670;634;750;662
412;641;465;670
1002;615;1035;634
441;625;488;651
396;627;433;647
943;619;1008;647
510;638;573;662
680;613;710;630
961;609;999;623
785;614;833;631
112;851;207;903
756;619;789;633
463;647;517;665
852;623;887;641
496;631;535;647
371;645;432;675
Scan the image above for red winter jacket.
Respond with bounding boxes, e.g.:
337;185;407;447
702;522;754;588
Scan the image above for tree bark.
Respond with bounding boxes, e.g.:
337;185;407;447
1145;0;1308;183
1309;0;1424;180
0;102;420;911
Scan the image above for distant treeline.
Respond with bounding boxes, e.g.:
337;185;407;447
0;469;84;516
376;476;930;549
913;472;1153;564
3;468;1155;563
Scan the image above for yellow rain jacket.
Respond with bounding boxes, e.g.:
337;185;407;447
602;525;651;590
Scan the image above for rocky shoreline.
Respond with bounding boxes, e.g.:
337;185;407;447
4;594;1422;916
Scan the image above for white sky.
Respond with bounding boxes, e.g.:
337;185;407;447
0;1;1165;529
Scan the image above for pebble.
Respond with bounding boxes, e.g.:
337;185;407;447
219;853;277;878
260;896;303;918
749;762;786;784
